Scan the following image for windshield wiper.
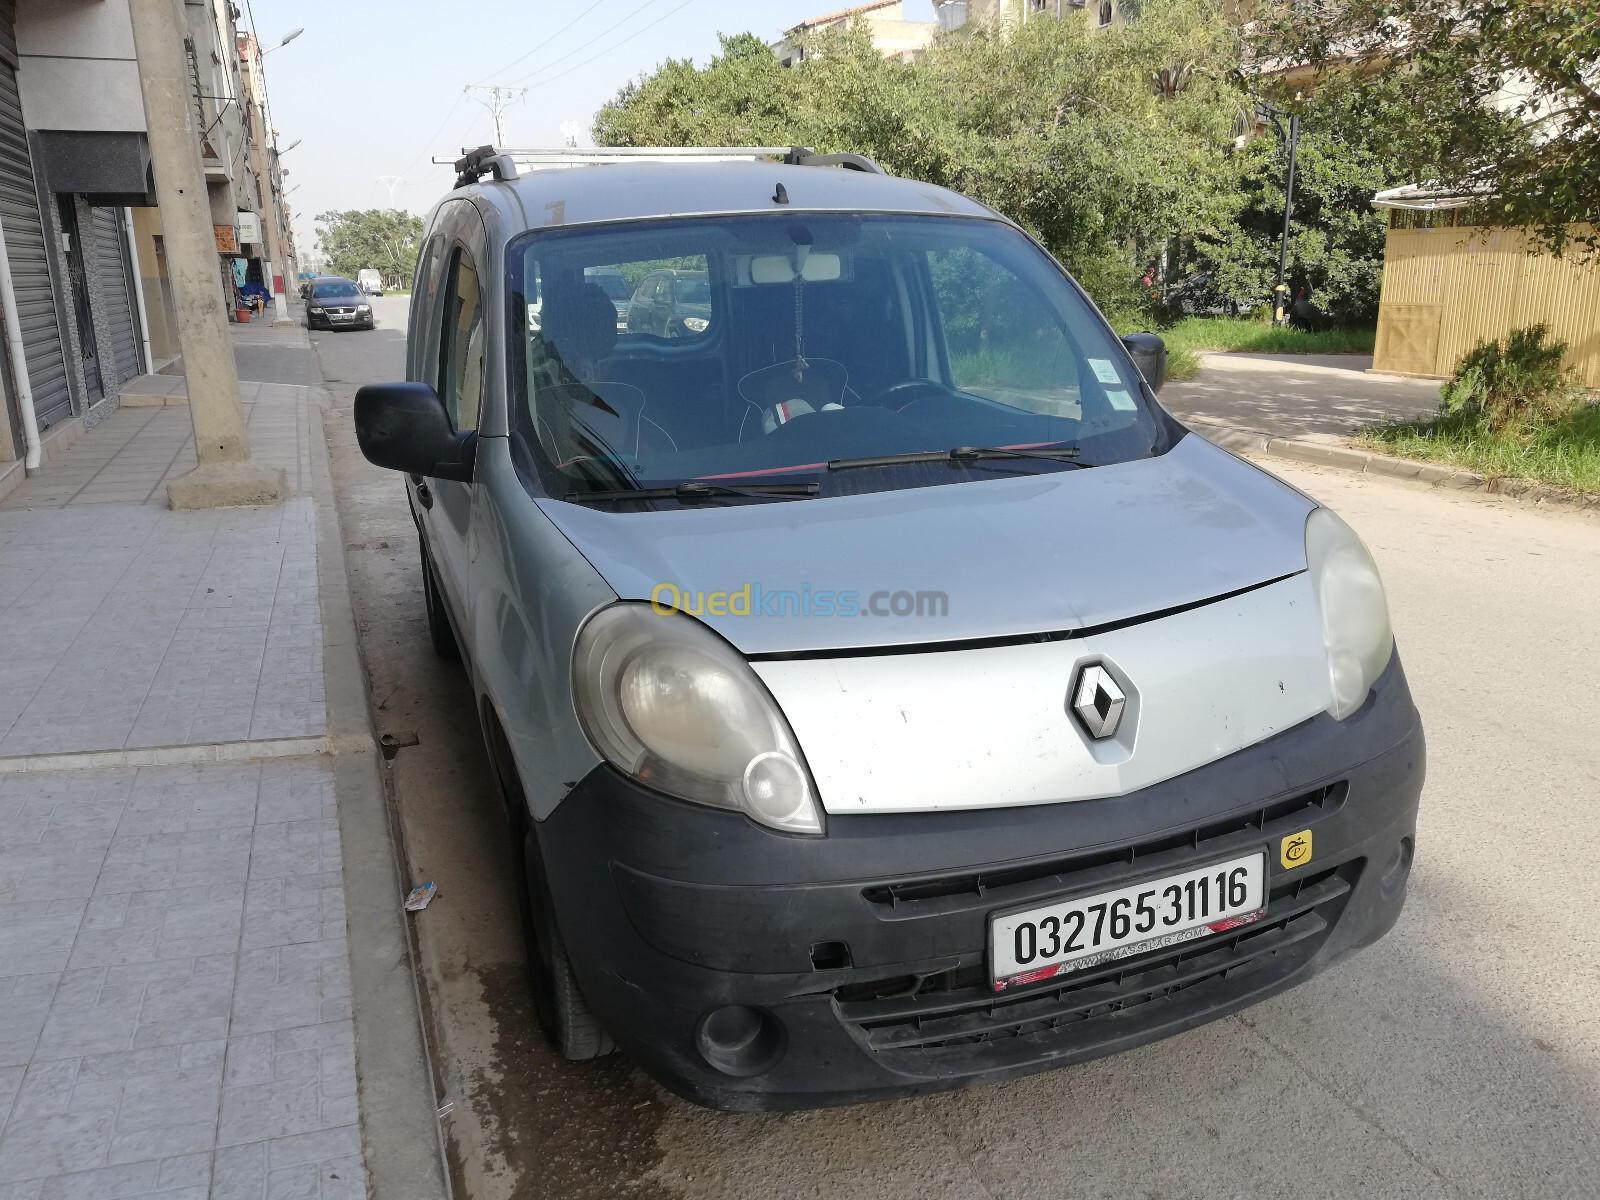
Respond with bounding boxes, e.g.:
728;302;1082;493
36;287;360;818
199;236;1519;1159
828;446;1094;471
565;481;820;504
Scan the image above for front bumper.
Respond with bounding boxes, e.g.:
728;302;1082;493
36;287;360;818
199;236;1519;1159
538;653;1424;1111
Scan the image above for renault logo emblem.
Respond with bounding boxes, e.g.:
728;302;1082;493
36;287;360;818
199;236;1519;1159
1072;664;1126;740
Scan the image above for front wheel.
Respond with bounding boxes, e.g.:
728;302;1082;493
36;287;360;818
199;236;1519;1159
517;818;615;1061
419;542;460;661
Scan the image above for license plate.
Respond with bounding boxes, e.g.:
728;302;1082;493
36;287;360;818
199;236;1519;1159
989;851;1267;991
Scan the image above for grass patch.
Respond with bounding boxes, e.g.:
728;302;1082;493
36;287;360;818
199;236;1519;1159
1358;401;1600;494
1106;316;1376;381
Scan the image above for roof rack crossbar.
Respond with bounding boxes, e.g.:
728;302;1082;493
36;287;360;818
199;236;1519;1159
436;145;889;183
450;144;519;189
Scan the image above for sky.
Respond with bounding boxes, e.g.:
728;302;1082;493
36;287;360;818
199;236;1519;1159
241;0;937;251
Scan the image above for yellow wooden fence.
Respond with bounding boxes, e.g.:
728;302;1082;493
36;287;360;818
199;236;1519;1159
1372;222;1600;386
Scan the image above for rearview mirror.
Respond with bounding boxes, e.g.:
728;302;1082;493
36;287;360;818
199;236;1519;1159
1121;332;1167;394
353;382;476;482
748;253;842;283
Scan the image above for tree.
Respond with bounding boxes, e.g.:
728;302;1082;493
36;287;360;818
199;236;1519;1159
313;209;425;286
1193;75;1413;325
1253;0;1600;254
595;4;1247;309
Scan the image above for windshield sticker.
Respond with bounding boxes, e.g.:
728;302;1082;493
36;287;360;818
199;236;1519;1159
1105;390;1137;411
1087;358;1122;385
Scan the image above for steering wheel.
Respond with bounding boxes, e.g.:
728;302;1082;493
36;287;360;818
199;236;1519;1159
869;378;963;410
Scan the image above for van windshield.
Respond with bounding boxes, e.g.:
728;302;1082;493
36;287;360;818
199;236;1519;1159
506;214;1165;505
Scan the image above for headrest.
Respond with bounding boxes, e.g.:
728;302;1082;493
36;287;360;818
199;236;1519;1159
542;281;619;367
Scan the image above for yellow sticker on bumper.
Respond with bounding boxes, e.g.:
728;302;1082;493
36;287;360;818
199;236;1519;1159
1280;829;1313;870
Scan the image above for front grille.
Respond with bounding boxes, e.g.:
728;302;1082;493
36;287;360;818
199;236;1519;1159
861;783;1345;916
839;862;1359;1055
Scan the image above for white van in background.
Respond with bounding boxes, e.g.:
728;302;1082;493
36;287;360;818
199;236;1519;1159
357;268;384;296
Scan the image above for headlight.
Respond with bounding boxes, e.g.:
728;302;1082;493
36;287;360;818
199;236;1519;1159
1305;507;1394;719
572;604;823;834
357;304;371;313
681;316;710;332
309;306;324;313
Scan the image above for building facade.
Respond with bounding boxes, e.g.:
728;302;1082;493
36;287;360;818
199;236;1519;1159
773;1;937;66
934;0;1129;32
237;31;296;300
0;0;294;500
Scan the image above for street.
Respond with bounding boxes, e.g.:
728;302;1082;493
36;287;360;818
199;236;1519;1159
315;296;1600;1200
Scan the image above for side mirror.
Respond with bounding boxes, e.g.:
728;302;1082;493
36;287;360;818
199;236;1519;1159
354;382;476;482
1121;332;1167;394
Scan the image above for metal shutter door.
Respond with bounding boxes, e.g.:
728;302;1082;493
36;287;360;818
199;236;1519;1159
0;61;71;428
91;207;140;387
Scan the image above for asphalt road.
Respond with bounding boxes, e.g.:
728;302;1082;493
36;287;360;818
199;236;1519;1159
315;296;1600;1199
1161;353;1442;441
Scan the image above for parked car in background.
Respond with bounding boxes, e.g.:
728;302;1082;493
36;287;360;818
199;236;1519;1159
357;268;385;296
353;150;1422;1112
305;276;374;331
626;268;712;338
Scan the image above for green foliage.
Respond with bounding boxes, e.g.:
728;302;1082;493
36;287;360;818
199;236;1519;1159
1255;0;1600;255
1360;403;1600;494
1105;314;1376;379
1439;324;1586;431
314;209;424;287
595;4;1245;309
1362;323;1597;493
1192;75;1413;326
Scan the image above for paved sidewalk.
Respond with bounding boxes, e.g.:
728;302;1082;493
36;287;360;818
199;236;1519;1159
0;319;445;1197
1162;352;1443;442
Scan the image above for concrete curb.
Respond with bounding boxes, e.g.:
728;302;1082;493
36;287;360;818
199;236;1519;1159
0;732;372;774
308;387;454;1200
1186;420;1600;513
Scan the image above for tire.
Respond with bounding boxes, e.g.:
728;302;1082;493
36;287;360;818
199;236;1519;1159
515;803;615;1060
419;543;460;661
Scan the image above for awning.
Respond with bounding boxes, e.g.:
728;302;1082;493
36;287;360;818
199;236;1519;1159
1372;182;1492;211
31;131;155;206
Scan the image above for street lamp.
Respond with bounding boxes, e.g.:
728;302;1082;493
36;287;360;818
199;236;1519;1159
263;28;303;54
278;139;302;155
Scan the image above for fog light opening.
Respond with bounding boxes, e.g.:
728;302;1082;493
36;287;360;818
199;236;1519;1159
1381;836;1414;899
696;1005;786;1077
809;940;852;971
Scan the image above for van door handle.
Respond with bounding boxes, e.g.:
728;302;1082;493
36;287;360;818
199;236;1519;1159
415;481;434;509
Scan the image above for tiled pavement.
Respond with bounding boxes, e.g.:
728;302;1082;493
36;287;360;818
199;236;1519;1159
0;318;375;1197
1;383;315;510
0;762;361;1199
0;501;322;757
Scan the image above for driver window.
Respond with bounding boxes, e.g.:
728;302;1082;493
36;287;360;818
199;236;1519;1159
440;248;484;431
926;248;1082;419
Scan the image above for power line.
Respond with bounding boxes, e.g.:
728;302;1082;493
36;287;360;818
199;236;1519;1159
506;0;668;87
514;0;700;93
395;92;469;178
473;0;610;86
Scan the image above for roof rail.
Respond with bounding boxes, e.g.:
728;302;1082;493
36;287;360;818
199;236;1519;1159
438;144;888;185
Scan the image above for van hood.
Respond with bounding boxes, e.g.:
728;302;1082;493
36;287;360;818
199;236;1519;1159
536;434;1314;656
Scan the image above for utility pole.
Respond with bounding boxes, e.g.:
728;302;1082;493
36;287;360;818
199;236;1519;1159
464;84;526;147
375;175;406;207
128;0;283;509
1272;112;1301;329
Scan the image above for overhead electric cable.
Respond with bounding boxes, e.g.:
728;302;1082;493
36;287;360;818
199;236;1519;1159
474;0;610;85
505;0;671;86
512;0;699;92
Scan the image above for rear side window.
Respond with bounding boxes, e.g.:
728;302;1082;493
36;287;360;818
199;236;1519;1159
439;249;484;431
